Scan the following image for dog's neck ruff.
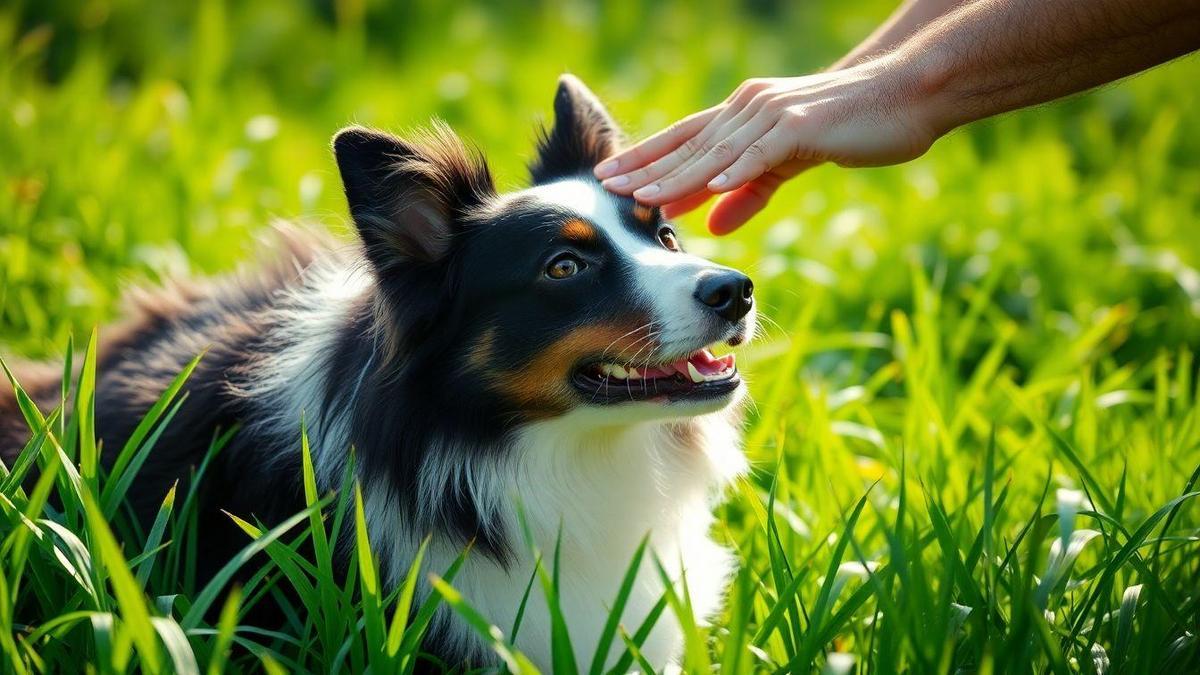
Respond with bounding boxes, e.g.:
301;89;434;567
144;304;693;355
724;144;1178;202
372;408;746;667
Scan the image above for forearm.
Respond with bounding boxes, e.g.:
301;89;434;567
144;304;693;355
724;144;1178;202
897;0;1200;134
831;0;968;69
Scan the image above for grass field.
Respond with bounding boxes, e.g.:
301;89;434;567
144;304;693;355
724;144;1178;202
2;0;1200;672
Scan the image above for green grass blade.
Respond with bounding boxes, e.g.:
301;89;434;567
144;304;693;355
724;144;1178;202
605;593;668;675
150;617;200;675
225;512;319;607
75;329;99;494
651;553;709;674
299;416;342;658
588;533;649;675
206;586;242;675
386;535;430;657
135;482;178;587
429;574;541;674
617;626;657;675
102;351;203;509
102;394;188;519
181;502;323;628
81;490;163;672
540;525;578;674
509;552;540;644
398;542;472;668
354;483;387;663
776;487;872;674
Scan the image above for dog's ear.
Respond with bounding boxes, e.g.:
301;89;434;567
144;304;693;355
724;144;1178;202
530;74;623;184
333;124;495;271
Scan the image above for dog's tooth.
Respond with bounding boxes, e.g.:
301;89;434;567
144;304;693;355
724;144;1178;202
627;367;640;379
612;365;628;379
686;361;705;384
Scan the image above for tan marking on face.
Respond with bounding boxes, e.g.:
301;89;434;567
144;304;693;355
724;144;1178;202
560;218;597;243
494;320;656;417
632;203;656;224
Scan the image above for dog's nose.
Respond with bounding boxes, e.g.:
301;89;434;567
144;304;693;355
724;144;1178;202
694;271;754;323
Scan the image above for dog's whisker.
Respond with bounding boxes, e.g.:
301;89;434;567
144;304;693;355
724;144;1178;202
597;320;659;362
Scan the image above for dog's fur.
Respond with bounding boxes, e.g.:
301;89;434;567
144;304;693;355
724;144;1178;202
0;76;755;670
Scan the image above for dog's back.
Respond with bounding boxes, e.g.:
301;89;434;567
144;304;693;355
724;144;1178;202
0;225;332;579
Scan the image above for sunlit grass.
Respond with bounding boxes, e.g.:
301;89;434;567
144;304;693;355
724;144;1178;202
2;0;1199;672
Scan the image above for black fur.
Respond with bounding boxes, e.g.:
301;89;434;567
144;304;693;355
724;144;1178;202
529;74;623;183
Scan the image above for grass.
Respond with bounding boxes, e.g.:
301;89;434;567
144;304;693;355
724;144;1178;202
2;0;1200;672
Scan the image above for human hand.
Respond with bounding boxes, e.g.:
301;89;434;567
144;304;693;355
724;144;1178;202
594;59;938;234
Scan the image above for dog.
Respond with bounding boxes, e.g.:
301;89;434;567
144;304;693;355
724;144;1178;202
0;75;755;670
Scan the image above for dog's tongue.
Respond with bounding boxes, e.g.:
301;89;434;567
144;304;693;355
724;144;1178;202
640;349;735;379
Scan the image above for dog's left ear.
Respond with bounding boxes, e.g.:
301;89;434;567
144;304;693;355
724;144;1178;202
333;123;495;273
530;74;623;184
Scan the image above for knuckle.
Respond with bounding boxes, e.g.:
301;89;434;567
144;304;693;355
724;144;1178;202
781;107;807;130
743;77;770;92
744;140;769;159
710;139;735;160
682;135;706;156
627;167;652;184
732;79;767;105
749;88;781;109
765;92;792;110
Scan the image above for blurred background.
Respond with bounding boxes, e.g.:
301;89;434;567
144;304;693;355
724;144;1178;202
2;0;1198;385
5;6;1200;670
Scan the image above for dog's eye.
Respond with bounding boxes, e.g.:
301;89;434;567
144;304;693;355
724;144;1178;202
546;254;583;279
658;226;681;252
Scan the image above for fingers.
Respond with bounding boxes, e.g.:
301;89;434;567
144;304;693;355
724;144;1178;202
705;121;801;195
661;191;714;219
706;159;817;235
706;179;784;235
597;79;788;198
600;106;742;196
594;108;719;179
639;112;777;204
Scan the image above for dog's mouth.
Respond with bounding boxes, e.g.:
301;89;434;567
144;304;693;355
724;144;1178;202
571;347;740;404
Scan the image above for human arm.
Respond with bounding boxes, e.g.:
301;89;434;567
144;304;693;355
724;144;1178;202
596;0;1200;234
829;0;965;69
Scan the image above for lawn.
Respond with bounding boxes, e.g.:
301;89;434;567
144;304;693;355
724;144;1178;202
2;0;1199;672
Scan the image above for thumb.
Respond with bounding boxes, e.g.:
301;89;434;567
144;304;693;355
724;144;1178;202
662;191;715;220
706;160;817;235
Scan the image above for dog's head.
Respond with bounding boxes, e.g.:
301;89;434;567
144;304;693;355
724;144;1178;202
333;76;755;429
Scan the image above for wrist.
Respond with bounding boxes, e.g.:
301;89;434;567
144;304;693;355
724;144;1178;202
874;45;963;141
912;44;965;136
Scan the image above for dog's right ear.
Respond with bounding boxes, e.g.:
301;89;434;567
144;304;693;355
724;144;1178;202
333;125;495;272
530;75;623;184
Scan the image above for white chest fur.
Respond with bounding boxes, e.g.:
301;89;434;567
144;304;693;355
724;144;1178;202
368;406;747;670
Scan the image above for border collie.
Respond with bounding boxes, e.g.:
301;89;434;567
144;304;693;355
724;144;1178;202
0;75;755;670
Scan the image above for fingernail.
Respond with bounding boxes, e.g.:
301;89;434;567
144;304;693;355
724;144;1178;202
595;159;619;178
634;184;660;198
709;173;728;189
604;175;630;188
